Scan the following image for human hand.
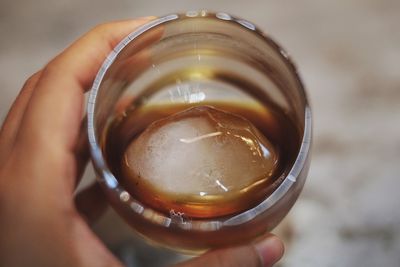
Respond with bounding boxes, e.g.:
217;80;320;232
0;18;284;267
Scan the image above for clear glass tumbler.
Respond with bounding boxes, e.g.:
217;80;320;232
87;11;312;253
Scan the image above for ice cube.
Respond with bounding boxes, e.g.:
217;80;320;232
121;106;279;217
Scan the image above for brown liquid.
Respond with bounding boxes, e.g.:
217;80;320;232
103;101;300;219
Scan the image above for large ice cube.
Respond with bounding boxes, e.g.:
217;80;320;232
121;106;279;217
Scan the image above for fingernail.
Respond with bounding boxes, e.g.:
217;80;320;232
254;236;285;266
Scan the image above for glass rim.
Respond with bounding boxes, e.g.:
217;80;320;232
87;11;312;231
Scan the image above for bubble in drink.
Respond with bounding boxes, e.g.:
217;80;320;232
120;106;279;218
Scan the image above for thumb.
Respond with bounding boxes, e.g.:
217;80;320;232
174;234;284;267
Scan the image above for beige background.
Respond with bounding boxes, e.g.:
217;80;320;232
1;0;400;266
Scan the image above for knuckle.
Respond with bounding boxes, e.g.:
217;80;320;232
21;71;42;92
40;59;63;80
91;22;116;36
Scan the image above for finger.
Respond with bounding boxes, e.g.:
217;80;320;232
75;182;108;225
174;235;284;267
0;71;41;166
74;117;90;187
16;18;156;154
10;18;158;192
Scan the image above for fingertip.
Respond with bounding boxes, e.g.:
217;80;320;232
254;235;285;266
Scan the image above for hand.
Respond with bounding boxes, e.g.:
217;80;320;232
0;19;284;267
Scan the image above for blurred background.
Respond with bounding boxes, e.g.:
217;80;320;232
1;0;399;266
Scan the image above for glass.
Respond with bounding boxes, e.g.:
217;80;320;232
87;11;312;254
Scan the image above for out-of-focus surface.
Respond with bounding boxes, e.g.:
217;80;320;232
1;1;399;266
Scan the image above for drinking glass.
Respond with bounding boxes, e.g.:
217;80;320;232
87;11;312;253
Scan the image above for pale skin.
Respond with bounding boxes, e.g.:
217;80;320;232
0;18;284;267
